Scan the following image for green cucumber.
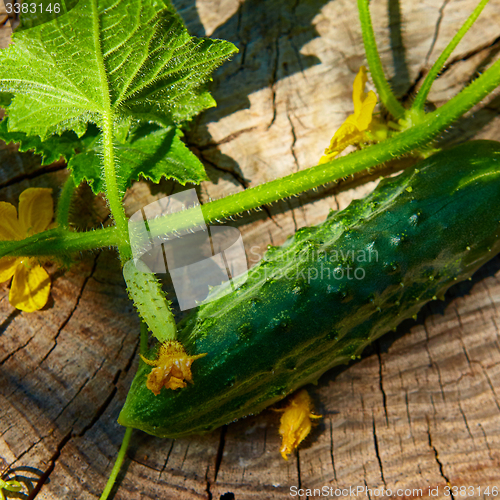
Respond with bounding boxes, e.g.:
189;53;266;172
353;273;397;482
119;140;500;438
123;259;177;343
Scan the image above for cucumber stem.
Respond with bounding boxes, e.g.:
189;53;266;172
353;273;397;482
98;427;133;500
0;226;120;258
5;50;499;261
357;0;406;120
91;0;131;261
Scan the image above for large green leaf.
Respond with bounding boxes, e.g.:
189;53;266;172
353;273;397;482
0;0;236;188
0;0;236;137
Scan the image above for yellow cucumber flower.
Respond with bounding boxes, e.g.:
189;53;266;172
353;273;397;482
140;340;207;395
320;66;378;164
0;188;54;312
277;389;321;460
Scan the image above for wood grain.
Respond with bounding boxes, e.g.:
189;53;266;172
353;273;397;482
1;0;500;498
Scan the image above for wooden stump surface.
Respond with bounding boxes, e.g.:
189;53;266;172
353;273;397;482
1;0;500;498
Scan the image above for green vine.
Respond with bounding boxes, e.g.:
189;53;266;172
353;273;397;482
98;427;133;500
411;0;491;112
357;0;406;120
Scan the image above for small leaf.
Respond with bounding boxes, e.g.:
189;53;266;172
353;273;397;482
68;123;208;194
0;116;85;164
122;123;208;188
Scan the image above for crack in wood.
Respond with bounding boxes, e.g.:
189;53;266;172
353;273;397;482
296;448;302;492
128;456;163;473
286;107;300;172
328;418;337;482
0;326;34;366
371;417;386;488
8;435;45;470
426;420;454;500
364;478;372;500
200;152;250;189
267;36;281;130
205;468;213;500
404;391;413;435
190;127;258;152
0;308;21;338
402;31;500;108
425;0;452;66
158;439;175;479
53;356;107;424
478;363;500;414
376;341;389;426
443;35;500;77
458;403;474;444
477;422;495;462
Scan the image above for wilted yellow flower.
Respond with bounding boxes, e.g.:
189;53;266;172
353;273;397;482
278;389;321;460
320;66;378;164
140;340;207;395
0;188;53;312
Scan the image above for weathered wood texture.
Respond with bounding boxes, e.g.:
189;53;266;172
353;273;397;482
1;0;500;499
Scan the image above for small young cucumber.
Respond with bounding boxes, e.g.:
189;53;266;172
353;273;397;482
123;260;176;343
119;140;500;438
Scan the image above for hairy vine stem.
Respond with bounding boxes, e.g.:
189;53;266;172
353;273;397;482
98;427;133;500
144;55;500;239
357;0;406;120
91;0;131;261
